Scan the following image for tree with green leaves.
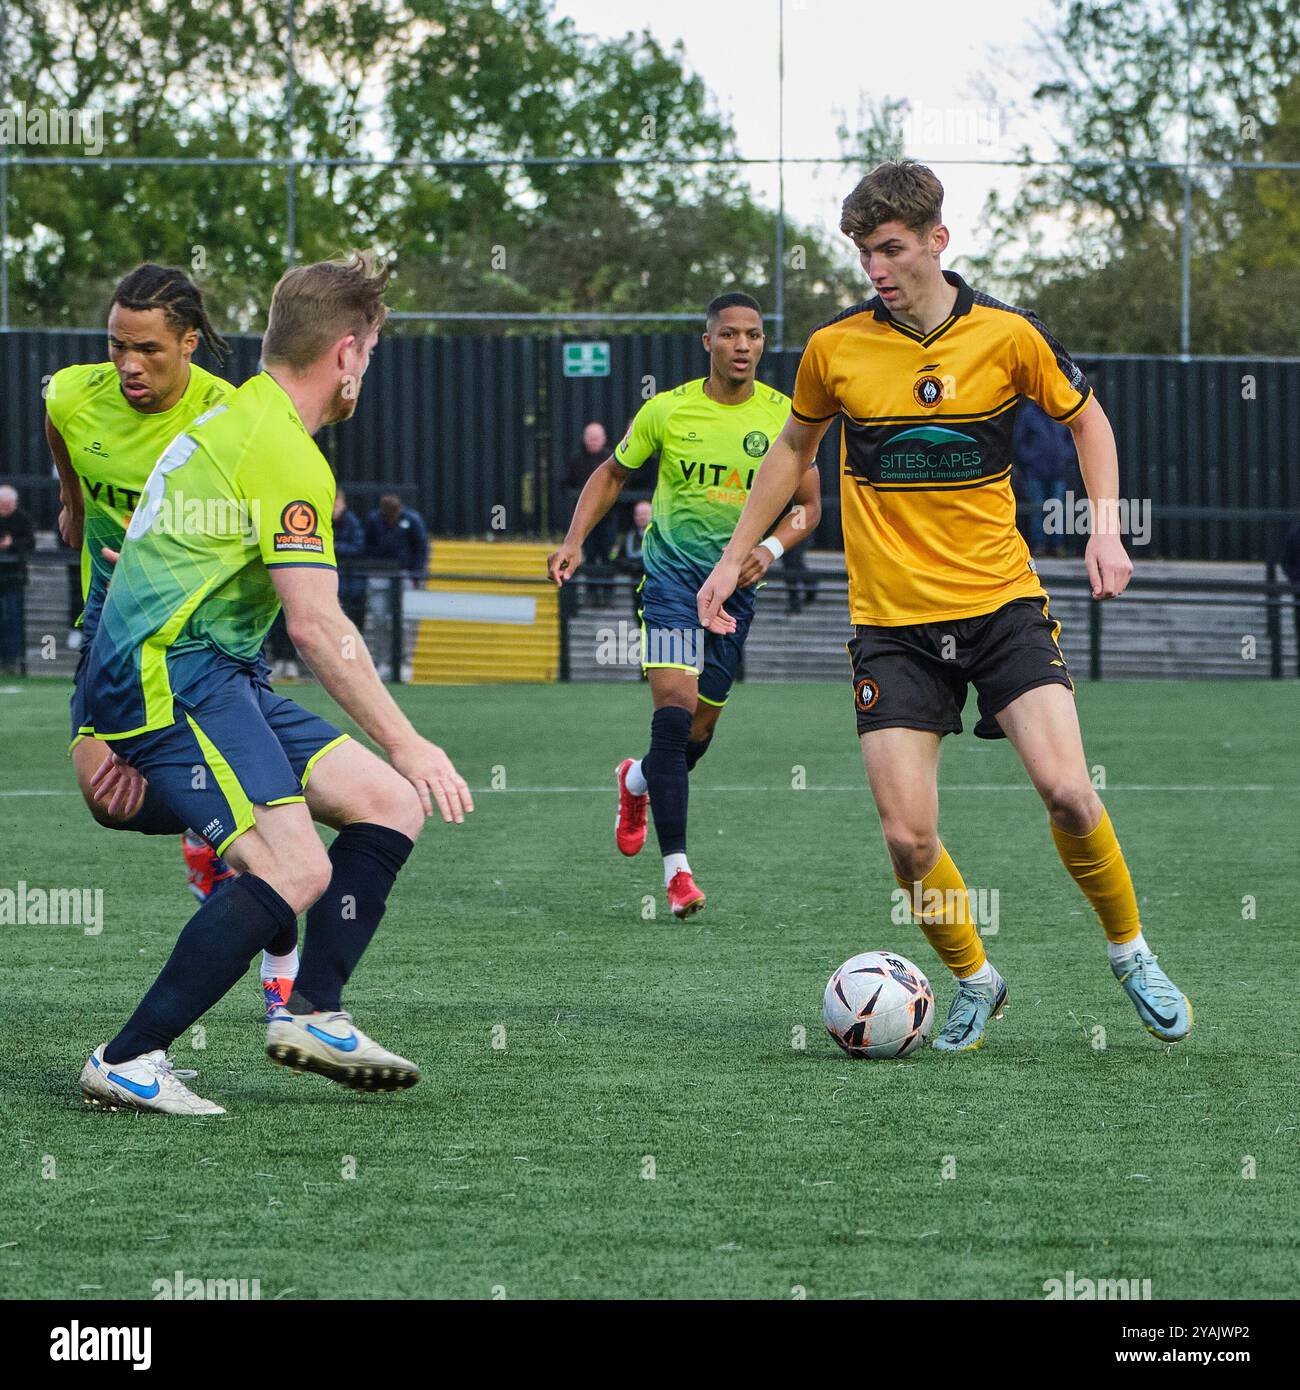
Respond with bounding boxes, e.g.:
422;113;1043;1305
968;0;1300;354
1;0;860;338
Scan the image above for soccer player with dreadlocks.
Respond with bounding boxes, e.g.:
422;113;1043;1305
45;265;300;1014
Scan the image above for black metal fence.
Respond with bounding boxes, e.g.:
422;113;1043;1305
3;329;1298;561
5;550;1294;684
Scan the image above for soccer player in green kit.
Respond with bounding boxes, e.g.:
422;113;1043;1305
76;252;473;1115
44;268;268;906
548;293;822;920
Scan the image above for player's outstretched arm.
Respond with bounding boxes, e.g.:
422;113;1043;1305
45;414;84;551
546;457;634;585
698;415;830;629
1068;398;1133;600
270;565;474;824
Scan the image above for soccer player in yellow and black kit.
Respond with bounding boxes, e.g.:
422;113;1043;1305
549;293;821;920
700;162;1191;1050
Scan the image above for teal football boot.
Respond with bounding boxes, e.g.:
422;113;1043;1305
1112;949;1192;1042
932;967;1009;1052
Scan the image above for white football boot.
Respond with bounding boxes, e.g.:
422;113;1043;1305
265;1010;421;1092
80;1045;226;1115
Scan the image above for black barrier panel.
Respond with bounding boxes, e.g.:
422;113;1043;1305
2;329;1296;561
0;329;541;542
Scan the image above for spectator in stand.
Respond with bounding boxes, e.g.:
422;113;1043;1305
365;492;430;582
565;422;618;589
1012;399;1077;557
0;484;36;673
333;486;368;634
613;498;653;617
1281;515;1300;678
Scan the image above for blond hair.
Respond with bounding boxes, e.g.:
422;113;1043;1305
262;250;390;370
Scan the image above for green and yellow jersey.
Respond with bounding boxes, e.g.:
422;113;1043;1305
45;361;232;642
793;270;1091;626
82;372;337;739
614;377;792;610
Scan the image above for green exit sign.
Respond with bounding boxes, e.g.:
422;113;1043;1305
563;341;611;377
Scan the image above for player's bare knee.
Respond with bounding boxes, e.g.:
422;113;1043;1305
1042;779;1100;830
75;764;129;830
83;794;131;831
274;844;332;913
301;847;334;906
375;778;424;841
226;829;329;912
881;824;939;880
351;768;424;840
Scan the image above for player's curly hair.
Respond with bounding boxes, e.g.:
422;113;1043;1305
111;264;230;365
261;249;391;371
840;160;944;241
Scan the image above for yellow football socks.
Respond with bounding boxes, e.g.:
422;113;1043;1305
895;844;986;979
1050;807;1141;944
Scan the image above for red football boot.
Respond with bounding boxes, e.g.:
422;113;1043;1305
182;830;237;903
666;869;706;920
615;758;648;857
261;975;295;1022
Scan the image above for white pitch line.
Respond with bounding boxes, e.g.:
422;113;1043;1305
0;783;1290;799
477;783;1289;794
0;790;82;797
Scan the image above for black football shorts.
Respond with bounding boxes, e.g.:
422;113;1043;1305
846;595;1074;740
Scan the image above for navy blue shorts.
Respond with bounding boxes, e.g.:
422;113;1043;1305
110;662;347;855
69;649;91;749
638;571;754;708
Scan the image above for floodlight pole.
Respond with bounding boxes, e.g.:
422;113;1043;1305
774;0;786;351
0;157;9;332
1179;0;1194;359
285;0;298;267
0;3;9;329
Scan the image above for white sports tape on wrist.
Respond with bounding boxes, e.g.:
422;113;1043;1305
760;536;785;561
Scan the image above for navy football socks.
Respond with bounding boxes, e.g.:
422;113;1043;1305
264;917;298;958
641;705;692;857
293;822;414;1013
103;873;296;1064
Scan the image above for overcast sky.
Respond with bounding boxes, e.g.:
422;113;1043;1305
556;0;1068;274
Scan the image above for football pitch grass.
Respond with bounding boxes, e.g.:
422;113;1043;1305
2;677;1296;1301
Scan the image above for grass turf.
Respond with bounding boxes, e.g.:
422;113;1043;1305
1;676;1296;1300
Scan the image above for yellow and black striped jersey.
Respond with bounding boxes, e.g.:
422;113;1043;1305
793;271;1092;626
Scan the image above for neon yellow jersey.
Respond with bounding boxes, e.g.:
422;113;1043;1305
614;378;791;610
44;362;232;642
82;372;337;738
